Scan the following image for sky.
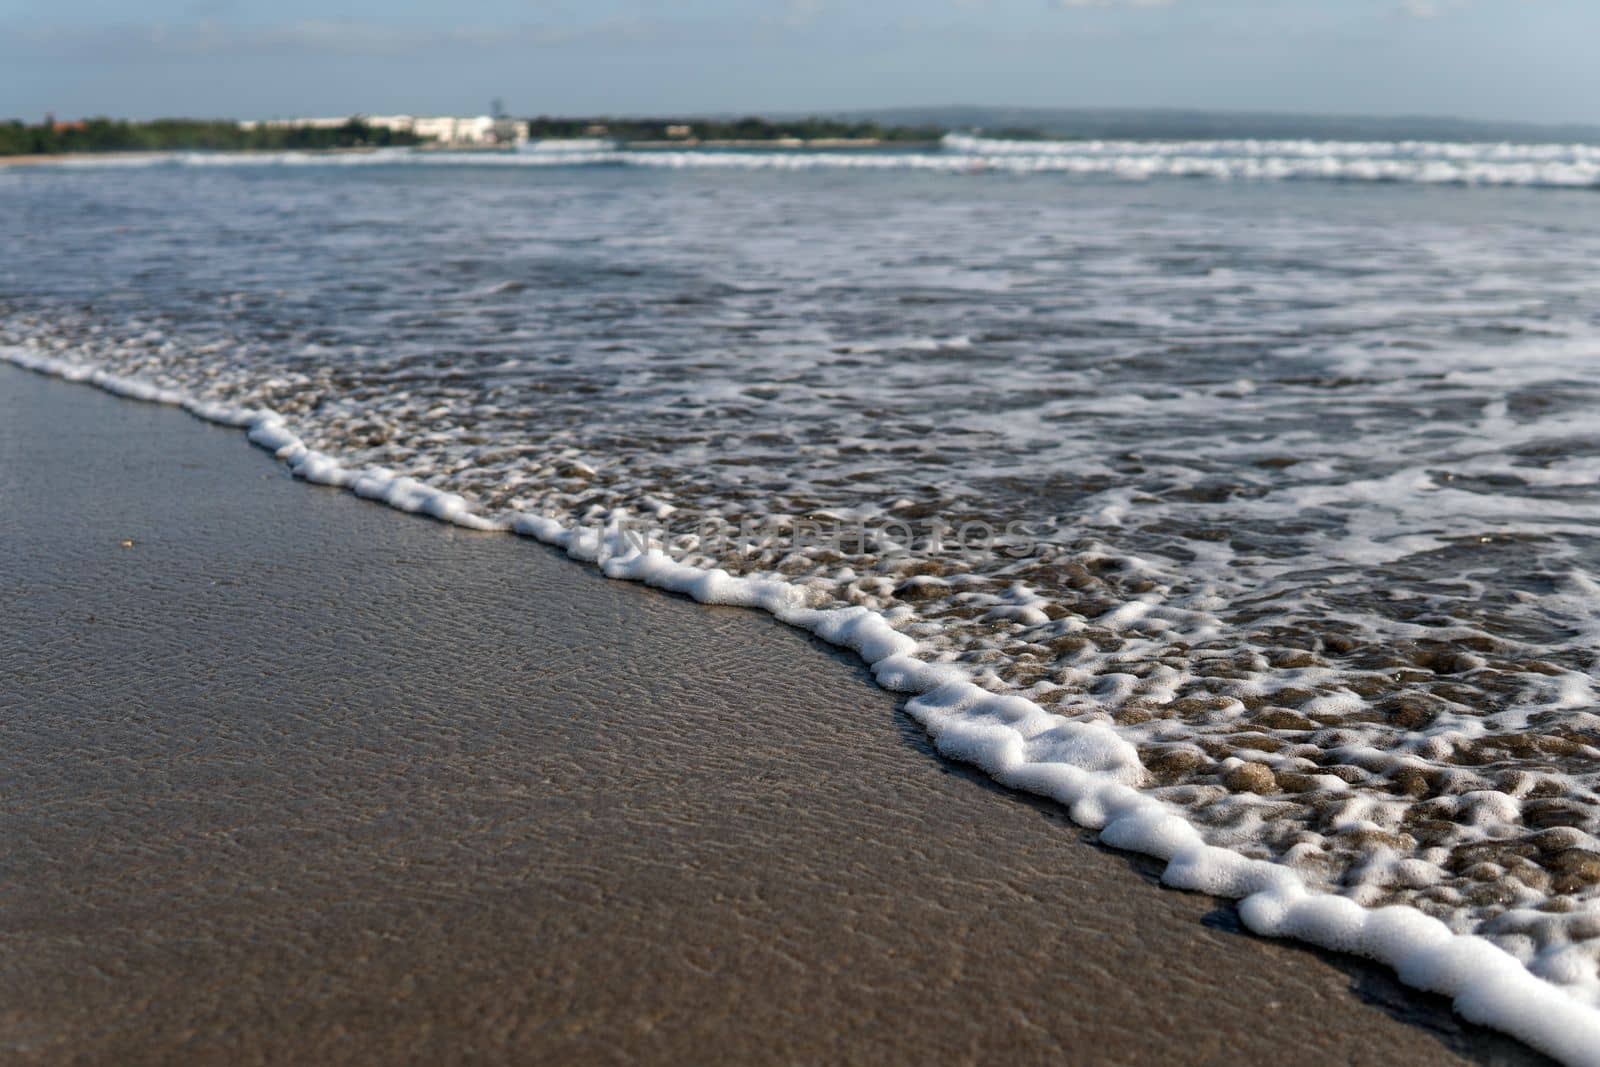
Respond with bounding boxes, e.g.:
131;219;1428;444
2;0;1596;126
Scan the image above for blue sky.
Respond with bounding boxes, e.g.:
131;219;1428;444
2;0;1595;125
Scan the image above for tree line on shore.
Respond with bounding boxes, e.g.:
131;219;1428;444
0;114;949;156
0;118;422;156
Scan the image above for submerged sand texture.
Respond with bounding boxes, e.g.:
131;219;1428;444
0;364;1550;1064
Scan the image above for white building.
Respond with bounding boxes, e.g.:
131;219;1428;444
237;115;529;146
410;116;528;146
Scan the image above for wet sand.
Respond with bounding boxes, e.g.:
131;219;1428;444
0;363;1550;1065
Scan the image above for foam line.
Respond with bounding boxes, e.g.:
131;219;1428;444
5;343;1598;1066
14;137;1600;189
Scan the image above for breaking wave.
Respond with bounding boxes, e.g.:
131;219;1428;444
13;133;1600;188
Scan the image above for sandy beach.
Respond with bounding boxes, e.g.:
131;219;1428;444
0;364;1555;1064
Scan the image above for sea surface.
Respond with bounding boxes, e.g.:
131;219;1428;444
5;138;1600;1008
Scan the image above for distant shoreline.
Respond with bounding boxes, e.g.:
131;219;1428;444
9;109;1600;162
0;142;955;167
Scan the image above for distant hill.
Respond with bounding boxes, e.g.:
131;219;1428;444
821;106;1600;144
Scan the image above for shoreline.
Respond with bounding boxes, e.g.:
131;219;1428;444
0;361;1574;1067
0;142;941;169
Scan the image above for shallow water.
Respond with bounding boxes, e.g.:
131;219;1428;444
5;144;1600;1003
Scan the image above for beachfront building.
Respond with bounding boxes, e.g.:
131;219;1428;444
237;114;529;147
407;115;528;146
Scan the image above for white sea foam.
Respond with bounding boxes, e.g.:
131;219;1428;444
18;134;1600;188
9;349;501;530
8;341;1600;1065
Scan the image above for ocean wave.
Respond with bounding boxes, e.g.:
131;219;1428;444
15;135;1600;188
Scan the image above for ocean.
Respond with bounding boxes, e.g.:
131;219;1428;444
5;137;1600;1054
